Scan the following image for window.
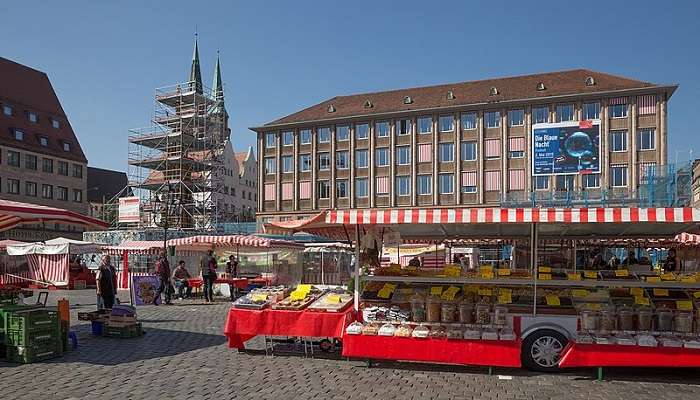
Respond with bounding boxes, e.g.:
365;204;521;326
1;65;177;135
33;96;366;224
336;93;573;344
355;149;368;168
610;131;627;152
42;184;53;199
58;161;68;176
555;175;575;191
461;171;477;193
281;155;293;173
418;117;432;134
583;102;600;120
7;179;19;194
611;165;628;187
439;115;454;132
355;178;368;198
57;186;68;201
25;154;37;170
14;129;24;141
73;189;83;203
534;176;549;190
533;106;549;124
7;150;20;167
43;158;54;173
461;141;477;161
638;129;655;150
417;175;432;195
508;109;524;126
355;123;369;140
25;181;37;197
298;154;311;172
376;176;389;195
396;146;410;165
610;104;627;119
336;151;349;169
336;180;348;198
300;129;312;144
28;112;37;123
396;176;410;196
509;151;524;158
582;174;600;188
438;143;454;162
264;132;276;148
264;157;276;174
461;113;477;130
376;148;389;167
439;173;454;194
336;125;350;141
318;152;330;170
2;105;12;116
51;118;60;129
485;139;501;159
39;136;48;147
375;121;389;138
397;119;411;136
281;131;293;146
318;181;330;199
318;127;331;143
556;104;574;122
485;111;500;128
72;164;83;178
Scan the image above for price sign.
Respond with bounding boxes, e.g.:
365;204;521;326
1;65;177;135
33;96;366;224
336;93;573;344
251;293;268;302
497;292;512;304
567;273;581;281
646;276;661;283
653;288;669;297
539;266;552;273
384;283;397;291
584;271;598;279
497;268;511;277
681;276;697;283
538;273;552;281
677;300;693;311
545;295;561;306
430;286;443;296
478;288;493;296
480;265;493;273
630;287;644;297
635;296;650;306
465;285;479;293
441;286;460;301
327;294;342;304
661;273;676;281
377;288;392;299
693;291;700;299
615;269;629;277
571;289;590;298
586;303;602;310
444;265;461;277
481;271;495;280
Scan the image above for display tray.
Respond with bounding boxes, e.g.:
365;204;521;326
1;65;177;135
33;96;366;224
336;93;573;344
307;292;354;312
270;296;318;311
559;341;700;368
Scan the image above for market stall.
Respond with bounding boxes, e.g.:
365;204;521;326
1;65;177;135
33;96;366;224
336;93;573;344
302;242;353;285
267;207;700;371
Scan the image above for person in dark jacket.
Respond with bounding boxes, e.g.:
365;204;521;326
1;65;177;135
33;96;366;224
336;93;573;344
225;255;239;301
96;255;117;310
201;250;218;303
153;251;172;305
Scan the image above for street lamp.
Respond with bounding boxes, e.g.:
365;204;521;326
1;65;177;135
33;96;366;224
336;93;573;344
152;184;179;253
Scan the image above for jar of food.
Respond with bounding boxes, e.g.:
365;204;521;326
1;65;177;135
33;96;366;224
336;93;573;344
674;311;694;333
493;305;508;326
618;307;635;331
441;301;457;323
476;303;491;325
580;309;600;331
636;307;653;331
410;297;426;323
459;302;474;324
600;307;617;332
426;296;442;323
656;308;673;331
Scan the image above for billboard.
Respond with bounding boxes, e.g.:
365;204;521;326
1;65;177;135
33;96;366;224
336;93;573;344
532;120;600;176
118;196;140;223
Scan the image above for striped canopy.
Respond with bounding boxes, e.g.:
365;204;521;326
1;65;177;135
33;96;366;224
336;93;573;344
166;235;304;250
102;241;163;255
0;199;108;232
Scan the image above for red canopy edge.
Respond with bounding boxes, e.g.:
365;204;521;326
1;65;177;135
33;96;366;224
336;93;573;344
166;234;305;250
0;199;109;232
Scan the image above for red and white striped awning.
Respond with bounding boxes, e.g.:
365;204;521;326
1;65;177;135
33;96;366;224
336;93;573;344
0;240;25;251
675;232;700;245
0;199;108;232
102;241;164;255
166;235;304;250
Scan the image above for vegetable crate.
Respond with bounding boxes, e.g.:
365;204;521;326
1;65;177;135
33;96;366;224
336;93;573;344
5;309;59;332
102;322;143;338
5;325;60;347
5;340;63;364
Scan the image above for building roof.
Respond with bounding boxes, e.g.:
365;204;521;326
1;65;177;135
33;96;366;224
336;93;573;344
256;69;676;128
87;167;130;202
0;57;88;163
235;146;255;169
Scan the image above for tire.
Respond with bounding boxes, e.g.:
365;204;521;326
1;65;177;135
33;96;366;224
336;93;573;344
521;329;568;372
319;339;334;352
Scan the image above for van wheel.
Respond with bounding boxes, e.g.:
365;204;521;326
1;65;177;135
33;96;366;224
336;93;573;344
522;329;567;372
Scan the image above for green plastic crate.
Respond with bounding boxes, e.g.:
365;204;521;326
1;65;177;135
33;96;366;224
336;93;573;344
5;326;60;347
5;342;62;364
6;309;59;332
102;322;143;338
0;304;41;333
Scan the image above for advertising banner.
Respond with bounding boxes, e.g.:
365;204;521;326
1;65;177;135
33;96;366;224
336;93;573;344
132;275;161;305
118;196;140;223
532;120;600;176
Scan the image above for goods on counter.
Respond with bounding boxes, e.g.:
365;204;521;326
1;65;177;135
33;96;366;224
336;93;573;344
362;306;410;322
475;303;491;325
499;329;516;341
481;328;499;340
580;310;600;331
463;329;481;340
426;296;441;322
447;327;463;339
429;325;447;339
659;337;682;347
410;295;426;323
599;307;617;332
575;333;595;344
618;307;635;331
615;333;636;346
272;286;322;310
233;292;272;310
674;311;694;333
595;335;613;345
441;301;457;323
637;307;653;331
412;324;430;338
361;323;379;336
493;305;508;326
459;302;474;324
394;324;413;337
378;323;397;336
307;290;353;312
346;322;363;335
656;308;674;331
636;334;658;347
684;339;700;349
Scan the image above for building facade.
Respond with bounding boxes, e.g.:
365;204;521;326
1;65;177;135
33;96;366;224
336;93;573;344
252;69;676;222
87;166;130;223
0;57;88;239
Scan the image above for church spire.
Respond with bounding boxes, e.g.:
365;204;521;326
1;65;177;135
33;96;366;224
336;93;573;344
212;50;224;102
189;33;203;94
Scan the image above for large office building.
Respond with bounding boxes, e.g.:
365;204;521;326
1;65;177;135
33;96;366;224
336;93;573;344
252;69;676;222
0;57;88;239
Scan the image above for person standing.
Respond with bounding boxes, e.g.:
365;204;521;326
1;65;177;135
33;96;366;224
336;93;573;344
225;255;239;301
172;260;192;299
154;251;173;305
201;250;218;303
96;255;116;310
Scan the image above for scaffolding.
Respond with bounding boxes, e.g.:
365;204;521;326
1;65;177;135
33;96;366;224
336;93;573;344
124;80;226;230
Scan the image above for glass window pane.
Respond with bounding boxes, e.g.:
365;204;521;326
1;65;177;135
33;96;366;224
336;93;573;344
355;149;368;168
337;125;350;141
533;106;549;124
418;117;432;134
439;143;454;162
461;113;477;130
376;148;389;167
355;178;368;197
396;176;410;196
356;123;369;139
318;127;331;143
300;129;312;144
439;116;454;132
486;111;500;128
375;122;389;137
461;141;477;161
508;109;524;126
282;131;294;146
439;174;453;194
396;146;410;165
417;175;432;195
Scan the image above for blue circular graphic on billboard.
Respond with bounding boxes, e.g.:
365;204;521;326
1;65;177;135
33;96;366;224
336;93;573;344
564;131;593;158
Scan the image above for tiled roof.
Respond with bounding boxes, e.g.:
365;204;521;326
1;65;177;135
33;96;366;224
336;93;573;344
0;57;87;163
259;69;673;128
86;167;130;202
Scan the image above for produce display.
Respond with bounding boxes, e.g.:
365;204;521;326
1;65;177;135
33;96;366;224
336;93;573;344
307;290;353;312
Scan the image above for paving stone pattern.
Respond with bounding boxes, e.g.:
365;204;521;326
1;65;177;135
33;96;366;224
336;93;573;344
1;290;700;399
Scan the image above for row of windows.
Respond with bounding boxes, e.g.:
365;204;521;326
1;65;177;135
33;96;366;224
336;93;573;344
3;103;61;128
1;149;83;177
221;185;257;201
264;101;643;148
10;128;72;152
0;178;82;202
610;129;656;152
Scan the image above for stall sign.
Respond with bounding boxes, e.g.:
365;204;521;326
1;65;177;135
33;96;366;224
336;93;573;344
118;196;141;223
132;275;160;306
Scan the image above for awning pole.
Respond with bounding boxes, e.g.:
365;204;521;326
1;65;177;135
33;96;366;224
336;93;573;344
321;251;325;286
573;240;577;272
531;222;538;317
354;225;360;312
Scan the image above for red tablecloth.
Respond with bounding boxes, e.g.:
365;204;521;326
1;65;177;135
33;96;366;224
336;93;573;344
559;342;700;368
187;278;248;289
224;307;356;349
342;335;521;368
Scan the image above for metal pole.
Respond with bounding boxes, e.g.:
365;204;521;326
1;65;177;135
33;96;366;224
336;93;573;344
354;225;360;312
321;251;325;286
531;222;538;317
573;239;577;272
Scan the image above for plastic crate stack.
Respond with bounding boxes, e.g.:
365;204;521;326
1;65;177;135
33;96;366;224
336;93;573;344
1;304;62;363
82;305;142;338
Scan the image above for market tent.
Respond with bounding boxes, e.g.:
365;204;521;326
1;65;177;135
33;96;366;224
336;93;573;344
102;241;163;255
0;198;108;232
166;235;305;251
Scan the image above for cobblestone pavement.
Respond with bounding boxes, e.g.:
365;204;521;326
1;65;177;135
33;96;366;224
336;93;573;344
1;290;700;399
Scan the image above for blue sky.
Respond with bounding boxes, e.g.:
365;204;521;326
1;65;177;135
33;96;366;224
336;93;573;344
2;1;699;171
